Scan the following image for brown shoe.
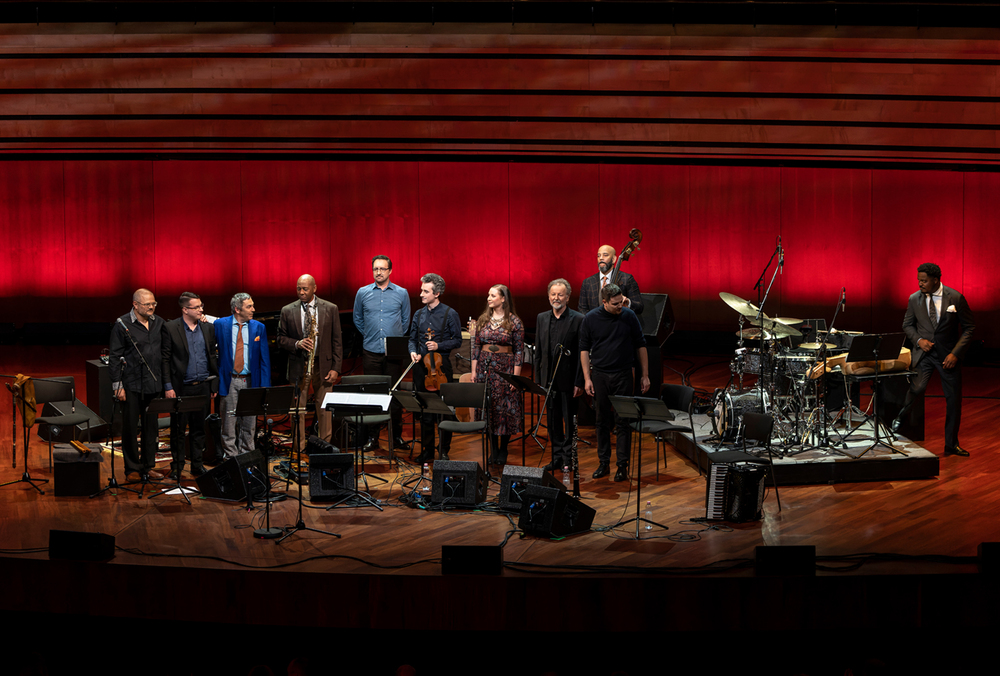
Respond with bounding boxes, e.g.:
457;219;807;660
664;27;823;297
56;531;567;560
146;469;165;479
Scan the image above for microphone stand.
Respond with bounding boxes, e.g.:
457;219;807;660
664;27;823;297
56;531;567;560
529;344;568;449
751;242;782;444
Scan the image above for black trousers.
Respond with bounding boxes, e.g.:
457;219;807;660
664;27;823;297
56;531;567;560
362;349;405;436
169;380;211;471
901;353;963;448
592;368;633;468
413;359;452;457
121;390;159;474
546;389;578;466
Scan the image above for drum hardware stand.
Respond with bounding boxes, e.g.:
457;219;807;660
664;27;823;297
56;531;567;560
608;395;671;538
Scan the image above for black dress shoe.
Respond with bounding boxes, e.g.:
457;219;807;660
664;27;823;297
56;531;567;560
543;461;560;473
613;466;629;482
190;466;207;477
592;464;610;479
944;445;970;457
438;452;450;461
394;437;411;450
362;438;380;452
167;470;181;481
891;417;904;433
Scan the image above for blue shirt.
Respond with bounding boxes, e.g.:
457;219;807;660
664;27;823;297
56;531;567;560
354;282;411;354
230;320;250;375
164;321;210;391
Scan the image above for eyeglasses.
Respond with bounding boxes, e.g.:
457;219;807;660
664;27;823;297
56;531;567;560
138;302;158;308
185;304;204;311
373;267;390;272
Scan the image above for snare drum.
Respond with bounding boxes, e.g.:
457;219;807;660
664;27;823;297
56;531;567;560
775;353;815;376
712;388;771;442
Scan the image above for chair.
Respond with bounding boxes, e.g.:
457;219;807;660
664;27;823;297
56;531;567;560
741;411;781;511
31;376;92;470
437;382;488;466
338;375;392;452
629;383;695;480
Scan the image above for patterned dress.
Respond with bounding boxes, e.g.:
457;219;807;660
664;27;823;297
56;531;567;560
473;316;525;435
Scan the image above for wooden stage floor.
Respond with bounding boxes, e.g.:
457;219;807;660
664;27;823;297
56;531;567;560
1;346;999;675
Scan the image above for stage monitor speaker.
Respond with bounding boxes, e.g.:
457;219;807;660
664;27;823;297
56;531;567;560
86;358;122;437
49;529;115;562
518;484;596;538
441;545;503;575
497;464;563;512
195;449;266;501
638;293;675;346
308;453;356;501
725;464;768;522
431;460;487;507
755;545;816;577
37;400;109;442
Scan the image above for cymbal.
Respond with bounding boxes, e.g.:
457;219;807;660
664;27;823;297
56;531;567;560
799;342;836;350
746;316;803;339
773;317;803;326
719;292;767;319
736;328;776;341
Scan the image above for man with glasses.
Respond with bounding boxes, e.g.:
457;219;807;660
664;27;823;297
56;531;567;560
353;255;411;450
110;288;166;480
162;292;218;478
216;293;271;458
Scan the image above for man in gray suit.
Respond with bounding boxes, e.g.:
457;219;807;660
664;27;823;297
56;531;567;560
893;262;975;457
535;279;584;472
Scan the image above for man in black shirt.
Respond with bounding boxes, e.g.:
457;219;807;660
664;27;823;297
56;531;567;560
580;283;649;482
408;273;463;464
110;288;166;480
535;278;584;472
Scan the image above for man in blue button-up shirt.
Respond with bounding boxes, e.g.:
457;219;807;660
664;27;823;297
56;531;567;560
354;255;411;449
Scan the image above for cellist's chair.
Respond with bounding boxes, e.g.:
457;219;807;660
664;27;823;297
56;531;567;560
437;383;488;467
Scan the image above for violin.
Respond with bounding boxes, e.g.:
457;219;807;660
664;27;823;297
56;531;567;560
422;328;448;392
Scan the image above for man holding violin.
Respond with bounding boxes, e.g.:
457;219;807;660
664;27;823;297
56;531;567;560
408;273;463;464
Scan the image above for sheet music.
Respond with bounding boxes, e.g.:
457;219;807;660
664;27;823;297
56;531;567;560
321;392;392;411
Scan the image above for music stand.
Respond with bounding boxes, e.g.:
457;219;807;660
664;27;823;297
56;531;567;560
385;336;413;456
234;386;294;538
323;388;393;509
608;395;672;537
392;390;458;487
146;394;210;502
845;332;907;459
498;372;547;463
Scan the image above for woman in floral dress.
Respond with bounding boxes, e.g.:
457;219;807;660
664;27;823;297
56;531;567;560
471;284;524;464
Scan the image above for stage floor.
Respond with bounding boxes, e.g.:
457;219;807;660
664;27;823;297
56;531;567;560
1;347;998;674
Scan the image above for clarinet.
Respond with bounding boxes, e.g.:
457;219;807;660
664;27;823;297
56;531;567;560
571;414;581;498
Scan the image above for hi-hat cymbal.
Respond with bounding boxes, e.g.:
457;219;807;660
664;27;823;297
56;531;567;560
799;342;836;350
774;317;803;326
719;292;767;319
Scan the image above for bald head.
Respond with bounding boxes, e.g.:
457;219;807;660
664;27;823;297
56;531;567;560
131;288;156;321
297;274;317;303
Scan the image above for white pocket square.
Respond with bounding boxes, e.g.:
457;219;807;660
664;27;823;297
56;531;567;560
947;305;957;313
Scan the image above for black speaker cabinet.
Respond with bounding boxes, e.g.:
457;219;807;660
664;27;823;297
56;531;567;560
638;293;675;346
37;400;109;442
308;453;356;501
195;449;266;501
497;464;563;512
49;529;115;562
518;484;596;538
86;358;122;437
431;460;487;507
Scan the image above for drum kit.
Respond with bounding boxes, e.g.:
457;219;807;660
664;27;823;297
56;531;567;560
712;292;867;454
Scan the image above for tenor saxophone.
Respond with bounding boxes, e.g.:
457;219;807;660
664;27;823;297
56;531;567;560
302;308;318;386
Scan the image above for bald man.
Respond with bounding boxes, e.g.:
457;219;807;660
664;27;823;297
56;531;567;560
109;288;166;480
278;274;342;447
578;244;644;316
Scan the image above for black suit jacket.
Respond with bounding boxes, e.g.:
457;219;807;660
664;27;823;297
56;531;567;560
902;285;975;368
534;308;584;392
578;271;643;316
161;317;219;394
277;297;343;382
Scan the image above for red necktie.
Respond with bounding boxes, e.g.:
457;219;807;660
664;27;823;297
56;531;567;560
234;323;245;373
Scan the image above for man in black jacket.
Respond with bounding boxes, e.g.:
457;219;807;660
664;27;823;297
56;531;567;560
534;278;584;472
162;291;219;478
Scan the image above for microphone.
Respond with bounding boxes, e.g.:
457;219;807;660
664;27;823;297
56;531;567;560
116;316;130;333
778;236;784;273
841;287;846;312
555;344;571;356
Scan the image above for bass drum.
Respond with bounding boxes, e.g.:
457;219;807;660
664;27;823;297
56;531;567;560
712;388;772;442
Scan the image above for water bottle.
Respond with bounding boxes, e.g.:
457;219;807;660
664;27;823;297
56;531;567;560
562;465;571;489
644;500;653;530
421;463;432;494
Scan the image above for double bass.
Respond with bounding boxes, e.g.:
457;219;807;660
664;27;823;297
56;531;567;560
609;228;643;286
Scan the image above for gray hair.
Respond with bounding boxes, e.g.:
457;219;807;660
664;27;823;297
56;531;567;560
547;278;572;297
421;273;445;295
230;292;252;313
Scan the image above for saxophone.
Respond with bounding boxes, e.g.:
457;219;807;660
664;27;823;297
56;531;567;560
302;307;318;387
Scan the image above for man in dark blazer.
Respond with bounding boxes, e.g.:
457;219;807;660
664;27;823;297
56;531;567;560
535;278;584;472
215;293;271;458
162;291;218;478
894;262;975;456
578;244;644;317
277;274;343;447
